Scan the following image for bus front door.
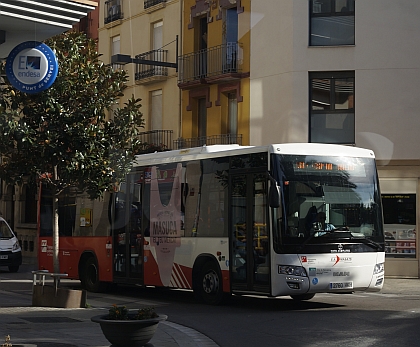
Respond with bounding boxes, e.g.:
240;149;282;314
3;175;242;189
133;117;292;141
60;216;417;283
113;171;143;283
230;172;270;294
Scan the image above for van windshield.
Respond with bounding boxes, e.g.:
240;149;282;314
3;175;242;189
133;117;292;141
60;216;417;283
0;221;14;239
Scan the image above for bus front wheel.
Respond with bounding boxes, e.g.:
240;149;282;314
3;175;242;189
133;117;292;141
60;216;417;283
81;257;103;292
290;293;315;301
197;262;224;305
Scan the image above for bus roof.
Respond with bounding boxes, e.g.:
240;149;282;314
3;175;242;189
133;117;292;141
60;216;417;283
133;143;375;167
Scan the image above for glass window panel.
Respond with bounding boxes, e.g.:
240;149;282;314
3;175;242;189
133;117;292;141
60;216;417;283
311;78;331;110
312;0;332;14
228;92;238;135
311;16;355;46
382;194;416;258
150;89;162;132
310;113;355;144
336;0;354;12
198;98;207;140
335;78;354;110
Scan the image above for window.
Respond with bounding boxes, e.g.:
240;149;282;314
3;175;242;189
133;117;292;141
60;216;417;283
23;185;37;224
197;98;207;145
310;0;355;46
152;21;165;75
228;92;238;136
105;0;123;24
150;89;163;132
111;35;120;69
382;194;416;258
144;0;166;10
309;71;354;144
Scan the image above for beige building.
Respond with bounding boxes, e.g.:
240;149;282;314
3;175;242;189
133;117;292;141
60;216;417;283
98;0;181;150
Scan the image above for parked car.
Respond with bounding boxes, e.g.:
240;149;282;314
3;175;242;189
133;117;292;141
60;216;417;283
0;217;22;272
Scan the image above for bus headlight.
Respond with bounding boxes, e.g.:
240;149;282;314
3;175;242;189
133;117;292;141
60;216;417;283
373;262;384;275
278;265;307;277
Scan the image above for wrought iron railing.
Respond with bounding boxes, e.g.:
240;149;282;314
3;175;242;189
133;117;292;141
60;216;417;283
144;0;166;9
136;130;173;153
178;43;243;84
135;49;169;81
104;0;123;24
174;134;243;149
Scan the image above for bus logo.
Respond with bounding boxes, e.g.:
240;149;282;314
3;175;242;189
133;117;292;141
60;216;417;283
301;256;307;262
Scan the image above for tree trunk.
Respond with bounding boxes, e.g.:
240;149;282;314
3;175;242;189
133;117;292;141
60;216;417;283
52;191;60;273
52;167;60;273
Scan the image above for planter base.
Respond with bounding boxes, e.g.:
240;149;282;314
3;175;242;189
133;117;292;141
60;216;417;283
91;314;168;347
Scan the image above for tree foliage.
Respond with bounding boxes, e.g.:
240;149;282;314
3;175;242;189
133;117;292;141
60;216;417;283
0;31;144;198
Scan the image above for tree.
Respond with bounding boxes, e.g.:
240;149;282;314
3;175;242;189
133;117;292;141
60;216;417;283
0;31;145;272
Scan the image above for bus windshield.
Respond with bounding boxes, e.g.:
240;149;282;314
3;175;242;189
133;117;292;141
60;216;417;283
271;154;384;253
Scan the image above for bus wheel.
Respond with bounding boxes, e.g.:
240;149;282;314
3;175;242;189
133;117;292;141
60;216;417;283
197;262;224;305
290;293;315;301
81;257;103;292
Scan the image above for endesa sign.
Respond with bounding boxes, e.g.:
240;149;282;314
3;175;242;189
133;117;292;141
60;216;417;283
6;41;58;94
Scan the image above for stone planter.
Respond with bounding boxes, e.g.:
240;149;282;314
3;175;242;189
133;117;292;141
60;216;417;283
91;313;167;347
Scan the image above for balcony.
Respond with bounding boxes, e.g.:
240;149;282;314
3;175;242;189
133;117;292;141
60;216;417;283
178;43;248;89
136;130;173;154
174;134;243;149
144;0;166;12
135;49;169;85
104;0;123;25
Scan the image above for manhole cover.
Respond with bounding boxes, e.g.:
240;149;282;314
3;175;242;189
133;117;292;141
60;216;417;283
19;317;82;324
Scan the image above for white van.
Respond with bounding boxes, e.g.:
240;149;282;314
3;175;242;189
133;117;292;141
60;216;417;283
0;217;22;272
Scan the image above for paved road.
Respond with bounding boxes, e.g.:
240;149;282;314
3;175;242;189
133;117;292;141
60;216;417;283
1;264;420;347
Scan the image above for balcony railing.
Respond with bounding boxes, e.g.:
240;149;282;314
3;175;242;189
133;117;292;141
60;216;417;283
105;0;123;24
135;49;169;83
144;0;166;9
178;43;243;85
174;134;243;149
136;130;173;154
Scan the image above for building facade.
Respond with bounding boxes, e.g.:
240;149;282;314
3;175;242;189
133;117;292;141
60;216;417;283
247;0;420;277
97;0;181;150
178;0;251;148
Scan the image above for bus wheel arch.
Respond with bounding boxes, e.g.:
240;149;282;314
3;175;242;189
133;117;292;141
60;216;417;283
79;252;104;293
193;255;225;305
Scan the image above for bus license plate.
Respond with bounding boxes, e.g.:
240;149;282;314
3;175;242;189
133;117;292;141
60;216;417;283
330;282;353;289
0;255;8;260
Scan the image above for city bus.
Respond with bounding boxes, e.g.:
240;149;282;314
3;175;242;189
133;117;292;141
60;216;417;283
37;143;385;304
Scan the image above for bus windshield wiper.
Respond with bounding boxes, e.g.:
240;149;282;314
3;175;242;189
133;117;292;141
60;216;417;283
351;235;382;251
298;228;382;252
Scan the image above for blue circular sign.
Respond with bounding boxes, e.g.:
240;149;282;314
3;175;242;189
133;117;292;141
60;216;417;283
5;41;58;94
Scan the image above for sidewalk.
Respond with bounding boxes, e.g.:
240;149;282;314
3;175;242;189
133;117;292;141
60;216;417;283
0;265;419;347
0;265;220;347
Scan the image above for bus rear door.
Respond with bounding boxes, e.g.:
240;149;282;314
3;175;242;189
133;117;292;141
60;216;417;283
113;171;143;284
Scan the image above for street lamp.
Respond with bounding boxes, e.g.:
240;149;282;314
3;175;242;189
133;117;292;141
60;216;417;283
111;35;178;72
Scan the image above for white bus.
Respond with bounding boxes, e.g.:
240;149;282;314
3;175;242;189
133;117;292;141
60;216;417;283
38;143;385;304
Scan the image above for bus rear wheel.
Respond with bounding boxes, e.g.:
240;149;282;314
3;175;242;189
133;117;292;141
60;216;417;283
197;262;224;305
81;257;103;292
290;293;315;301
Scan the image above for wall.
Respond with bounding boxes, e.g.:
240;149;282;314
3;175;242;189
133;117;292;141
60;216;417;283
249;0;420;164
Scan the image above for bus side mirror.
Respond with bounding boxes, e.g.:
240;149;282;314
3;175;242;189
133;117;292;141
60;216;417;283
269;183;280;208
